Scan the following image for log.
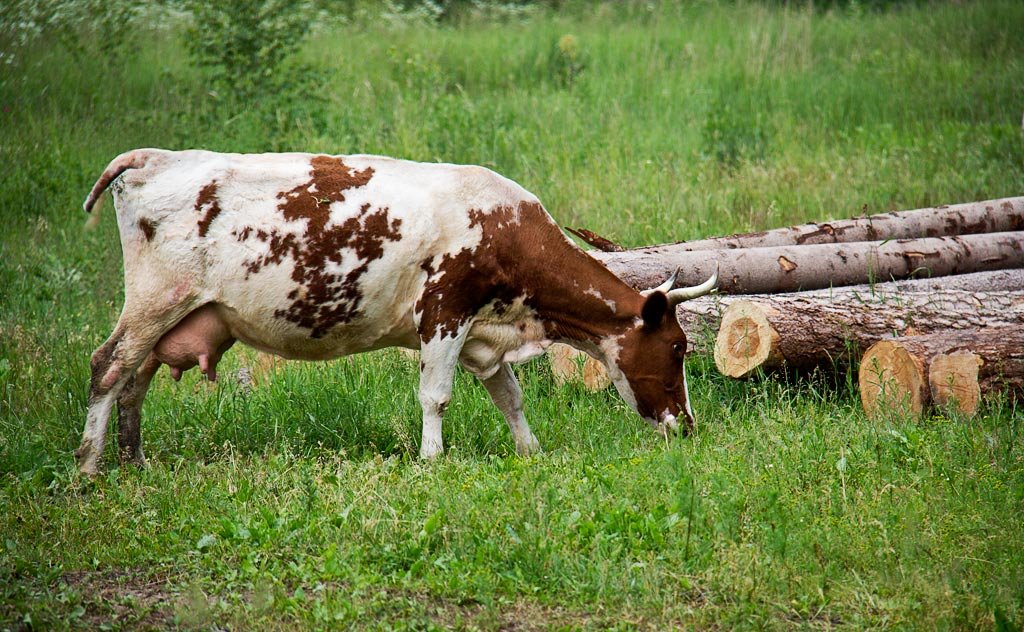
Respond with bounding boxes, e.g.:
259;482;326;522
712;290;1024;378
587;196;1024;253
550;270;1024;389
859;327;1024;417
592;231;1024;293
679;268;1024;345
548;343;611;390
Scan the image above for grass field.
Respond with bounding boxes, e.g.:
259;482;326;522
2;1;1023;629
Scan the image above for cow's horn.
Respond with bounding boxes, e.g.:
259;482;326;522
666;263;719;305
640;267;681;297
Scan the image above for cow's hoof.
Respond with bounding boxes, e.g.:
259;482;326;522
119;449;147;469
75;442;100;477
419;444;444;460
77;461;100;478
515;435;542;456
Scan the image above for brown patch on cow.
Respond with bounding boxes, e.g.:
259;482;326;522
195;181;222;237
416;201;639;342
236;156;398;338
278;155;374;231
138;218;157;241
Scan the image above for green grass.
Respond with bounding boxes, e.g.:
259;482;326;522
2;1;1023;629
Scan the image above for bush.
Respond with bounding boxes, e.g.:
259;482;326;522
182;0;316;99
0;0;149;65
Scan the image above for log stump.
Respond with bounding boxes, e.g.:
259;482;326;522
859;327;1024;417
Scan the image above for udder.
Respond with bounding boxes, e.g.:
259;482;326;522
154;304;236;381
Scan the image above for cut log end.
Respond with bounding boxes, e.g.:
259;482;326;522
858;340;928;418
548;343;610;391
929;350;983;415
714;300;781;378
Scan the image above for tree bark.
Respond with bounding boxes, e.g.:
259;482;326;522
583;196;1024;253
859;327;1024;418
592;231;1024;293
712;290;1024;378
550;270;1024;389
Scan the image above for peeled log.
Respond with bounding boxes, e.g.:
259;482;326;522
713;291;1024;378
615;196;1024;253
859;327;1024;418
551;270;1024;389
592;231;1024;293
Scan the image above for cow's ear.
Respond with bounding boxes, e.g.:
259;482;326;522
641;291;668;329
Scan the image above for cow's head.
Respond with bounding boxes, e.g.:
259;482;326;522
603;266;718;435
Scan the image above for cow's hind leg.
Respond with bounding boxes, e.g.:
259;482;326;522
480;363;541;456
417;327;471;459
116;353;160;467
76;304;193;476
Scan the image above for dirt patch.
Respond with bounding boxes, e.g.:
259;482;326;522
50;570;704;629
380;587;697;631
61;568;176;629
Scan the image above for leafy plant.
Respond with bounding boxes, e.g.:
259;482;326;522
550;33;586;88
702;74;774;169
182;0;315;99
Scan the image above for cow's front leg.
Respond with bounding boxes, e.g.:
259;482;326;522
480;363;540;456
417;328;470;459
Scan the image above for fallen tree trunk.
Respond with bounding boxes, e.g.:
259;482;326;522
592;231;1024;293
712;290;1024;378
859;327;1024;417
550;270;1024;389
577;196;1024;253
678;268;1024;346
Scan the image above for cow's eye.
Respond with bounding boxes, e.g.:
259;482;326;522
672;342;685;357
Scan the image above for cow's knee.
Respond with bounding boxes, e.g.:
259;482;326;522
419;393;449;459
421;394;449;418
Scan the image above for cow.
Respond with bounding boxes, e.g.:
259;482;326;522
75;149;717;475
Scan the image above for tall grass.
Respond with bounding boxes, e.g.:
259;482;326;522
1;2;1023;628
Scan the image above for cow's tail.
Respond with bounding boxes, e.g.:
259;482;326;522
83;149;159;214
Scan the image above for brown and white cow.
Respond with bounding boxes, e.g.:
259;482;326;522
75;149;717;475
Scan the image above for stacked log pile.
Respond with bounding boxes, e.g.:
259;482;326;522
552;196;1024;418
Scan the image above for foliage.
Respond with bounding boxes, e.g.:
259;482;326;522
2;1;1024;629
182;0;316;99
550;33;586;88
0;0;150;66
387;0;555;23
702;73;774;168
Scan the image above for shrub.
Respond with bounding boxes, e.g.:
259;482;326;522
182;0;315;99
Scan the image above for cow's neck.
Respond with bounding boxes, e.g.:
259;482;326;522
483;202;644;357
525;248;642;353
